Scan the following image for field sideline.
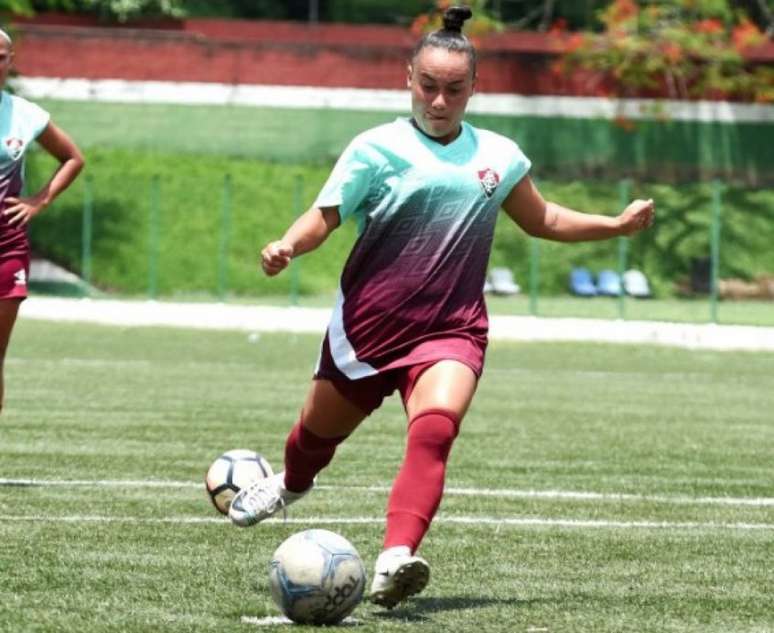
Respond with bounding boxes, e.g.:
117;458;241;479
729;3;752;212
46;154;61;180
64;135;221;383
1;317;772;632
19;295;774;352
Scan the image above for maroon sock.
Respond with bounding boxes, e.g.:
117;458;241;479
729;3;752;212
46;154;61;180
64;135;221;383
384;408;460;552
283;421;347;493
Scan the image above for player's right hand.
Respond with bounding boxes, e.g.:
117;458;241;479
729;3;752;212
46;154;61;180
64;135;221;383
261;240;294;276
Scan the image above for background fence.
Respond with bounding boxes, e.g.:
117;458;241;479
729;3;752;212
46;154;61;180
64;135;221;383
27;144;774;327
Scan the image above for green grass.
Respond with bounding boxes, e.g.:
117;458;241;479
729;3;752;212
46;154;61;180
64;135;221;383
1;321;773;632
36;99;774;181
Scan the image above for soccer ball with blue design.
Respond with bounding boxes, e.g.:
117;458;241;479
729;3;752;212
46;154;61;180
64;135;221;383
269;529;366;625
205;449;273;515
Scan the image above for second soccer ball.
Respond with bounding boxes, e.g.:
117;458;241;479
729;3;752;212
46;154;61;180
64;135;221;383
205;449;273;514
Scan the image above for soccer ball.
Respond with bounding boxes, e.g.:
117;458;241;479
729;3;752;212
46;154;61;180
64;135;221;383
269;529;367;625
205;449;273;515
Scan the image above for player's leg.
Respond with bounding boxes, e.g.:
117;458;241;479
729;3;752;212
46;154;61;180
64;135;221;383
283;377;370;492
370;359;478;607
229;377;369;527
0;298;22;415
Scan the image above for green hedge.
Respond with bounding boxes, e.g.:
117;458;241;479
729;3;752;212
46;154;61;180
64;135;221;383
38;100;774;185
26;147;774;299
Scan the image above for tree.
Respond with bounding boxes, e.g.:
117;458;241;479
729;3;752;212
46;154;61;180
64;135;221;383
555;0;773;103
28;0;184;22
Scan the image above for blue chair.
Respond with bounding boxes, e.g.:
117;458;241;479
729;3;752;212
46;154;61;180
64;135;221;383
569;267;597;296
596;269;623;296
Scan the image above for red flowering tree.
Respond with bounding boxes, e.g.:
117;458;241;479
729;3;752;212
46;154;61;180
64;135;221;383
556;0;773;103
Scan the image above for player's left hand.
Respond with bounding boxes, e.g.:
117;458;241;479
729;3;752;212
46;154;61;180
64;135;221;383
2;196;46;226
617;198;655;236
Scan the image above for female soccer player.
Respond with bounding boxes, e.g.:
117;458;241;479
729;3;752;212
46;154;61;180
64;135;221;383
0;28;84;412
230;6;654;608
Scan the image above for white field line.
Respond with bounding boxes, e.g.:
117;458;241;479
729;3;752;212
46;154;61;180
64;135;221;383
241;615;360;627
0;513;772;531
1;478;773;508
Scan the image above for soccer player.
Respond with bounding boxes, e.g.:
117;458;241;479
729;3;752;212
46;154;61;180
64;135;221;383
230;6;654;608
0;28;84;413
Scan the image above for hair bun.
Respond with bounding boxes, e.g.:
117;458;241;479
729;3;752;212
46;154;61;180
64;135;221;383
442;6;473;33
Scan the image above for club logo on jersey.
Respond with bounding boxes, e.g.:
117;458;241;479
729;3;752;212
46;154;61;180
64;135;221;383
14;269;26;286
477;168;500;198
5;137;24;160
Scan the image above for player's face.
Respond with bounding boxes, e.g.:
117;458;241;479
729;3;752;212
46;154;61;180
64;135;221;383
0;41;12;87
408;47;474;145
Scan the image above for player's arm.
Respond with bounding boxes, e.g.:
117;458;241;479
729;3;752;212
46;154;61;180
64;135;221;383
501;175;654;242
261;206;340;276
3;122;84;226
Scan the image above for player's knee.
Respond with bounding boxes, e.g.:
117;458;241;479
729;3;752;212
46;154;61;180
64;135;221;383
296;422;348;451
407;409;460;453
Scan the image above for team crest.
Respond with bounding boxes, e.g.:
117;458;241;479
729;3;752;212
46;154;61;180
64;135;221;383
5;137;24;160
477;168;500;198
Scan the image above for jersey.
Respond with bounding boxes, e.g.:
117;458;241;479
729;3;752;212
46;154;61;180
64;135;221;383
314;117;531;380
0;91;50;256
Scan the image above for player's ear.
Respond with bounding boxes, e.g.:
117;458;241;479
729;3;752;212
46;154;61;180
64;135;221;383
406;63;413;89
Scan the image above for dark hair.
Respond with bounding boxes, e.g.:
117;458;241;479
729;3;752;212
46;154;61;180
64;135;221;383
411;6;476;77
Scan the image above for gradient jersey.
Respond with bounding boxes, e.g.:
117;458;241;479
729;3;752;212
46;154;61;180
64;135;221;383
0;92;50;256
315;117;531;379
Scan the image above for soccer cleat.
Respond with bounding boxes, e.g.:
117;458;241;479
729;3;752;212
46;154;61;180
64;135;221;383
369;548;430;609
228;471;311;527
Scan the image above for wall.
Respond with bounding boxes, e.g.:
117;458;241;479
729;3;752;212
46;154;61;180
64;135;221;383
7;14;627;95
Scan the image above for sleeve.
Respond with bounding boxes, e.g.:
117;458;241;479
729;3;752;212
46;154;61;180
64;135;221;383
506;141;531;189
23;99;51;140
313;136;381;224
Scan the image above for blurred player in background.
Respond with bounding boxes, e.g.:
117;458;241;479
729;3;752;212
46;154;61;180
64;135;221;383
230;6;654;608
0;28;84;413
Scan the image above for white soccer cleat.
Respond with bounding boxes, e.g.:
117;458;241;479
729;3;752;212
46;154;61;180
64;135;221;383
369;547;430;609
228;471;311;527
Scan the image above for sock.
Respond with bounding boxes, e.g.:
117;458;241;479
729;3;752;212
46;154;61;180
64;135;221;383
283;421;347;493
383;408;460;552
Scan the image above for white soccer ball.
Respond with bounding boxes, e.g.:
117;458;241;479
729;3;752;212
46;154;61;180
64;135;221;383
269;529;367;625
205;449;273;515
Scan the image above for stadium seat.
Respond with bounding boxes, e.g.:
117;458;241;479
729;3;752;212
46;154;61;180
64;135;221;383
569;267;597;296
623;269;652;298
596;269;623;296
487;267;520;295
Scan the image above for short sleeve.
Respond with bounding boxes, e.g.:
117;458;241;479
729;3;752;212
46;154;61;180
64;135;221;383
14;97;51;140
506;142;531;190
314;137;381;224
26;100;50;139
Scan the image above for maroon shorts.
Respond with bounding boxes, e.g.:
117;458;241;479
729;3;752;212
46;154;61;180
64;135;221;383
0;253;29;300
314;334;484;415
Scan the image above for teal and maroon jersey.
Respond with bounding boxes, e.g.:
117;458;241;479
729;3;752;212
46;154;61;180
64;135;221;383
0;91;50;256
314;117;531;379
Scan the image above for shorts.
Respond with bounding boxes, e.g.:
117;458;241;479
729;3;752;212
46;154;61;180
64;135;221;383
0;253;29;301
314;333;484;415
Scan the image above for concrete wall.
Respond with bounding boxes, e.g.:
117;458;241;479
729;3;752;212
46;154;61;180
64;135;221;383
9;14;610;95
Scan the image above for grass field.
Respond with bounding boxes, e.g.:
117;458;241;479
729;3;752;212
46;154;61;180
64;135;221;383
1;321;773;632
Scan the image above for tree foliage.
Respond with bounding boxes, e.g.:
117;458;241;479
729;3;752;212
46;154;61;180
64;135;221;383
556;0;772;103
27;0;184;22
